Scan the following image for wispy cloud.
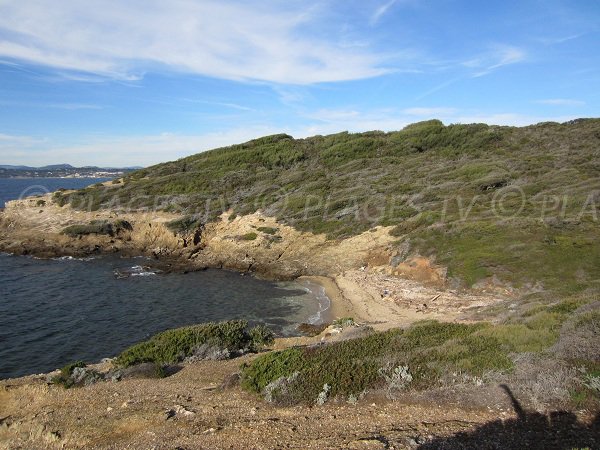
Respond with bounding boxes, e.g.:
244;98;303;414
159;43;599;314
0;133;47;145
178;98;253;112
370;0;399;26
468;46;526;77
0;129;281;167
535;98;585;106
0;100;103;110
537;34;584;45
0;1;393;85
402;107;458;116
415;78;462;100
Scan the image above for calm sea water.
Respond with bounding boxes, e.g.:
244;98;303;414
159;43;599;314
0;178;328;379
0;177;111;208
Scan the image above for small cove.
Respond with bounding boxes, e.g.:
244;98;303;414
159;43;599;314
0;178;329;379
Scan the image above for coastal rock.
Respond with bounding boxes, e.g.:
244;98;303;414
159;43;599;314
71;367;103;386
184;343;230;363
0;199;399;280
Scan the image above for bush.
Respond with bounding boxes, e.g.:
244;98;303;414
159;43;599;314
553;306;600;362
51;361;86;388
165;216;202;234
61;219;132;237
115;320;273;367
62;222;114;237
257;226;278;235
248;324;275;349
241;321;515;404
332;317;355;329
240;232;258;241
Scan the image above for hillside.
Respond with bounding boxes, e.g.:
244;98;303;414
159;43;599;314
1;119;599;448
54;118;600;293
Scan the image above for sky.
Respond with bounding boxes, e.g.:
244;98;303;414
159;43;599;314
0;0;598;167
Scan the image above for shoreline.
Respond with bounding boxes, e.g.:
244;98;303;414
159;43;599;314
298;275;353;323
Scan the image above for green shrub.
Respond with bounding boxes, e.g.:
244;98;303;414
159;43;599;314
61;219;132;237
113;219;133;232
241;320;516;404
62;222;114;237
248;324;275;349
240;232;258;241
115;320;273;367
51;361;86;388
257;226;278;235
332;317;355;329
165;216;202;234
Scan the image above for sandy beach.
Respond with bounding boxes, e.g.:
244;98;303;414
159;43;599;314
301;268;508;331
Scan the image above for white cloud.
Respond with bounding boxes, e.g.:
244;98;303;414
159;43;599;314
449;113;578;126
0;133;47;145
0;128;283;167
536;99;585;106
0;0;392;85
370;0;399;25
537;34;584;45
301;108;580;136
465;46;526;77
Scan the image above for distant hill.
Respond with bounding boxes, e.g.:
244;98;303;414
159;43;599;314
0;164;73;170
54;118;600;292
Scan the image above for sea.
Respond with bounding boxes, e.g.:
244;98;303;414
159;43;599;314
0;178;329;379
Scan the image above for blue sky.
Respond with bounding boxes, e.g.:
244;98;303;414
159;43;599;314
0;0;598;167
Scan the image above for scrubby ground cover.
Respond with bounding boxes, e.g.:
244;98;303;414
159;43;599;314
115;320;274;367
53;119;600;291
241;290;599;408
48;119;599;412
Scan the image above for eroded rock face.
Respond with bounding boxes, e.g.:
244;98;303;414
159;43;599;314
0;196;400;279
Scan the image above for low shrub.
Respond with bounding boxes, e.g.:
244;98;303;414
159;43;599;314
248;324;275;348
332;317;355;329
51;361;86;388
62;222;112;237
553;307;600;362
165;216;202;234
257;226;278;235
115;320;273;367
240;232;258;241
113;219;133;232
241;321;515;404
61;219;132;237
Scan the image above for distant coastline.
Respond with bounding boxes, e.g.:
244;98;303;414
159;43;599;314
0;164;139;179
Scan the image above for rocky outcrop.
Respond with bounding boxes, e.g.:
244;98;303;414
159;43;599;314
0;194;400;279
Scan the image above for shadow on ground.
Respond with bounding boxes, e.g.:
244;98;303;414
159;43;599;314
418;385;599;450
